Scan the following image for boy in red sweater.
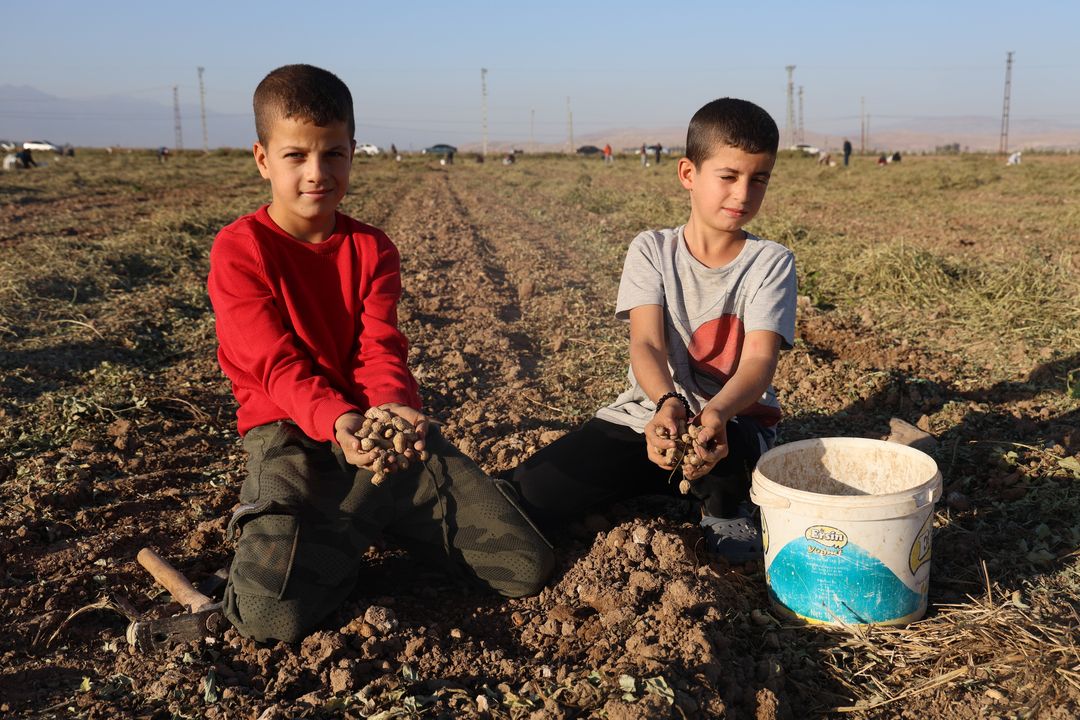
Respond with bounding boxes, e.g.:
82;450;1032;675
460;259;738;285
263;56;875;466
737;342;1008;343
208;64;553;643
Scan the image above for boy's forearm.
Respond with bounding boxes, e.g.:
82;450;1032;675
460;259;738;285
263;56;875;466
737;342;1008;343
629;341;678;403
351;296;415;403
351;238;421;409
702;354;778;422
627;304;681;405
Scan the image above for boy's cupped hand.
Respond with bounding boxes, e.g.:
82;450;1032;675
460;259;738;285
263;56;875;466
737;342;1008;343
682;409;730;481
335;404;429;468
644;402;686;470
335;412;378;467
379;403;429;446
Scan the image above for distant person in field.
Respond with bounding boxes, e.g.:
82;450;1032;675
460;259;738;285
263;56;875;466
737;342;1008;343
842;138;852;166
603;143;613;165
891;151;901;163
510;97;796;563
15;148;37;169
158;146;170;163
207;63;553;644
391;143;401;162
1007;150;1022;165
877;153;888;166
653;142;662;164
640;142;648;167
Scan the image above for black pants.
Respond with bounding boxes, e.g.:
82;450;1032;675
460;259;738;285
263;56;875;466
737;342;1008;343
509;417;766;532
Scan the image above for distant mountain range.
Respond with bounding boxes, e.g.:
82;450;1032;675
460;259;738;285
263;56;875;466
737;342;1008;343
2;85;1077;152
476;116;1080;154
797;115;1080;153
0;84;251;149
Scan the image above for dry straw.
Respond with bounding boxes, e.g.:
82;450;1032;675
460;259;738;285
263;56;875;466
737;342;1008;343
823;565;1080;715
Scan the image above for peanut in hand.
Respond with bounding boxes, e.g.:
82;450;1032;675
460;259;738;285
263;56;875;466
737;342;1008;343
354;407;430;485
657;424;713;494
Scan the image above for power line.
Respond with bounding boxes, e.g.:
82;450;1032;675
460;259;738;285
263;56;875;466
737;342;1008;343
481;68;488;156
860;96;866;153
172;85;182;150
197;67;208;152
784;65;796;148
566;96;573;154
999;51;1014;155
797;85;804;144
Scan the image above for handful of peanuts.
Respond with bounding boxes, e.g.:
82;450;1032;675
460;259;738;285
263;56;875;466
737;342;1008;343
354;406;429;486
656;424;713;495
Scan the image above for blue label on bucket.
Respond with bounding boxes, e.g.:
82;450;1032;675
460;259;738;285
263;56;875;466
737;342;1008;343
768;537;923;624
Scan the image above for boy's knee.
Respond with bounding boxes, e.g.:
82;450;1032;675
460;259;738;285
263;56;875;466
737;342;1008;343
479;478;556;597
224;588;316;644
492;541;555;598
519;543;556;597
224;560;354;643
225;505;361;643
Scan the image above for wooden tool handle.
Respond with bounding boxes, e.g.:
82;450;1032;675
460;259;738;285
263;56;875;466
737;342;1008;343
136;548;214;612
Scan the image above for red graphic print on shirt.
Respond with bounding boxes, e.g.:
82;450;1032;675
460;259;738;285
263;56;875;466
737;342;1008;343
687;314;781;425
688;314;742;380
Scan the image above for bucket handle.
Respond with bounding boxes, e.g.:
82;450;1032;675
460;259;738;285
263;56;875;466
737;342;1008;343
909;478;942;511
749;487;790;509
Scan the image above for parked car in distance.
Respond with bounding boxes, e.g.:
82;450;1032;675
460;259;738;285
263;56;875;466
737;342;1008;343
23;140;62;153
576;145;602;156
790;143;821;155
354;143;381;156
422;144;457;155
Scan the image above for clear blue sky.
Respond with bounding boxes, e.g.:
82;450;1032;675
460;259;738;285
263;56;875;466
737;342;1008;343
2;0;1078;149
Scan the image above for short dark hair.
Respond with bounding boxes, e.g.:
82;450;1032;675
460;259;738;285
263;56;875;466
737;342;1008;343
253;64;354;145
685;98;779;167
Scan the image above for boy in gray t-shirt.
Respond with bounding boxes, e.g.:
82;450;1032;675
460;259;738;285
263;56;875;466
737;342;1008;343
511;98;796;562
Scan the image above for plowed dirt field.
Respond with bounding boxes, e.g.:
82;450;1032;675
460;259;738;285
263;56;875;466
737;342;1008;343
2;151;1078;718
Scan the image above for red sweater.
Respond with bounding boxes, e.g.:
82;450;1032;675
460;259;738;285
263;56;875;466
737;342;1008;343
208;206;420;442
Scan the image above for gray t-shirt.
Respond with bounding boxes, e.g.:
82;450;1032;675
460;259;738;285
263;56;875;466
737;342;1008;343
595;226;797;432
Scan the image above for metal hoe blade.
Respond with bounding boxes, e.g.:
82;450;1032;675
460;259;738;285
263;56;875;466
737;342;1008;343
127;604;225;652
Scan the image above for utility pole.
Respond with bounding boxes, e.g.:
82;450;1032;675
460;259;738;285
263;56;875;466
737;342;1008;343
999;51;1014;155
530;108;535;153
784;65;796;149
797;85;804;144
172;85;183;150
197;67;208;152
860;96;866;153
566;96;573;155
480;68;488;156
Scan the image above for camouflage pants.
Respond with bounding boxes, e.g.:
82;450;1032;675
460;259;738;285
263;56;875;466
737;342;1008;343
223;421;554;643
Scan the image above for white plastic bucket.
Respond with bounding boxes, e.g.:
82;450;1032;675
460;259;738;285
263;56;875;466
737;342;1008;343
750;437;941;626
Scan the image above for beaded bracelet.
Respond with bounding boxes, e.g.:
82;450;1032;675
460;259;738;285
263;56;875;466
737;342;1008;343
655;391;690;416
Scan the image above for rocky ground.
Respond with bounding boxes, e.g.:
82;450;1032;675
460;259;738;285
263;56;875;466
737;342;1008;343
1;152;1077;718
